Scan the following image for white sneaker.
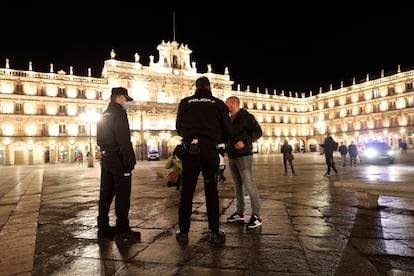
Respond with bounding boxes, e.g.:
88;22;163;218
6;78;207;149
246;215;262;228
226;212;245;222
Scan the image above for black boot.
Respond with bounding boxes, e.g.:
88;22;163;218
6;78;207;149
114;218;140;243
115;228;141;243
97;216;115;239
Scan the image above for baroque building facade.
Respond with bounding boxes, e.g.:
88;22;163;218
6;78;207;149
0;40;413;165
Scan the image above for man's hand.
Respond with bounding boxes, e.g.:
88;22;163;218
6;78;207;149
234;140;245;150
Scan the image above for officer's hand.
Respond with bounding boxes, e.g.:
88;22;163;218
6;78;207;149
218;147;225;156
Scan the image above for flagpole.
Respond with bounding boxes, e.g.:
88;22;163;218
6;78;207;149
173;12;176;41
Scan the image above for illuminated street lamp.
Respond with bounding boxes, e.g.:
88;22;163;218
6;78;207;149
80;109;101;167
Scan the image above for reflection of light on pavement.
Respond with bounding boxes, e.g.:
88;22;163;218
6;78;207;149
365;166;402;182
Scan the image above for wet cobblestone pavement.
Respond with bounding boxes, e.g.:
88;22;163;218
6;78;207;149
1;151;414;275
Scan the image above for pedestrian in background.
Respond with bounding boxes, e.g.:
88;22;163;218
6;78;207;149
76;152;84;166
96;87;140;243
175;76;233;244
338;141;348;167
281;139;296;175
164;154;182;190
225;96;263;229
348;141;358;167
322;133;338;176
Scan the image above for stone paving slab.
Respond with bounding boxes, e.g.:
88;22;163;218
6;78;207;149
0;152;414;275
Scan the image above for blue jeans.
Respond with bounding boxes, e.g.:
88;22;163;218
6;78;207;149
228;155;261;217
341;154;347;166
350;154;357;166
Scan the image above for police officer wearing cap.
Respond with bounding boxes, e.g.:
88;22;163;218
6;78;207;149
96;87;140;243
175;76;233;244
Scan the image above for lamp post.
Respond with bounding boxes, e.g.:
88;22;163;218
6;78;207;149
315;120;326;153
80;109;100;167
4;139;11;166
88;122;93;166
133;132;139;159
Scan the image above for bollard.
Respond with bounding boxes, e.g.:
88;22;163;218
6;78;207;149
87;155;94;167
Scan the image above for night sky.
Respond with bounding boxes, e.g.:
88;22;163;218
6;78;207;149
2;3;412;96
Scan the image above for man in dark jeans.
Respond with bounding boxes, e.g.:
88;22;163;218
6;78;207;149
281;139;296;175
338;141;348;167
348;141;358;167
175;76;233;244
322;133;338;176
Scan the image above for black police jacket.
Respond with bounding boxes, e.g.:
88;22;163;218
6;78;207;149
176;88;232;144
97;102;136;172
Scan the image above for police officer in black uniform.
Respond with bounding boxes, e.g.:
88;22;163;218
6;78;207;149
96;87;140;243
175;76;233;244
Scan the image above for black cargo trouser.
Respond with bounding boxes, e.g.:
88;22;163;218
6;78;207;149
98;164;132;233
178;141;220;234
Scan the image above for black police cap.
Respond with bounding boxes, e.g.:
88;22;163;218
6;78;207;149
111;87;133;101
